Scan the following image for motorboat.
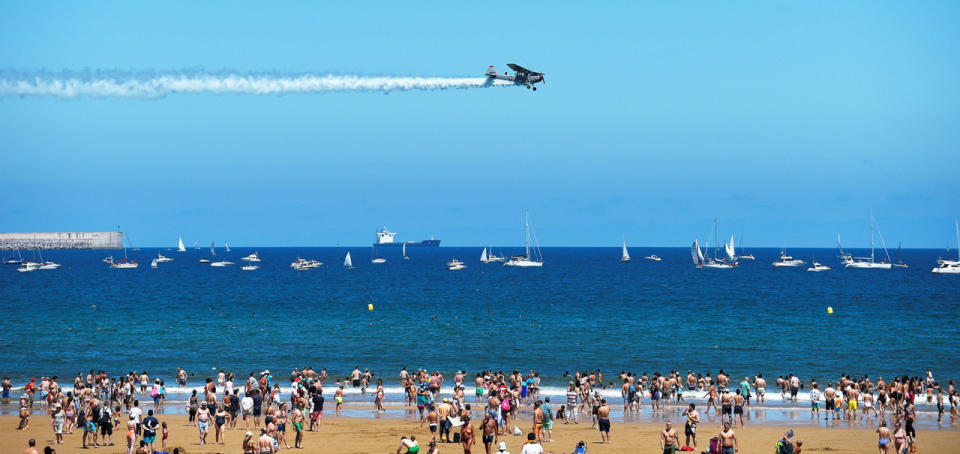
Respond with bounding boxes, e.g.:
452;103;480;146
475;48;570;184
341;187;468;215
110;259;139;269
772;250;805;267
241;252;261;262
210;260;235;267
291;257;322;270
241;264;259;271
645;254;662;261
371;257;387;264
156;253;174;263
17;262;38;272
151;259;158;268
845;209;892;269
932;219;960;274
807;262;831;272
199;258;211;263
504;209;544;267
447;259;467;271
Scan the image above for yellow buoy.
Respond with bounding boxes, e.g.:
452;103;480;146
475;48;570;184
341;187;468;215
827;306;834;314
368;304;374;311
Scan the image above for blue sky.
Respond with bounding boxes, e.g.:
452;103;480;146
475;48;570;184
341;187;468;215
1;1;958;247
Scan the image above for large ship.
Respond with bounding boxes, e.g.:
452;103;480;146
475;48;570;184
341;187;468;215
373;227;440;247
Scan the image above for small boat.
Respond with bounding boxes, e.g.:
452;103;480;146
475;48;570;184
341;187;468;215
644;254;662;261
845;209;892;269
893;242;908;268
932;219;960;274
241;264;259;271
447;259;467;270
487;249;506;262
290;257;322;270
35;248;60;270
343;251;354;269
3;249;23;265
504;209;544;267
371;246;386;264
402;243;409;260
241;252;261;262
480;247;489;263
199;258;211;263
193;240;200;250
210;260;235;267
177;236;186;252
693;219;737;269
225;242;231;252
102;256;114;263
210;242;216;256
17;262;38;272
156;252;173;263
620;237;630;263
151;259;158;268
737;235;755;260
111;259;139;269
807;261;831;272
772;249;804;268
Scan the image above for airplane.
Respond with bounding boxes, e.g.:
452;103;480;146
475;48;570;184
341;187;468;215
486;63;545;91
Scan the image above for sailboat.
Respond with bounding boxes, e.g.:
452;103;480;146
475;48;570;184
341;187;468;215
845;209;892;269
225;242;231;252
932;219;960;274
693;219;735;269
193;240;200;250
402;242;409;260
344;251;354;269
210;241;235;266
620;237;630;263
210;242;216;256
3;248;24;265
893;242;908;268
371;246;386;264
480;248;489;263
504;209;544;267
111;234;139;269
33;247;61;270
177;237;186;252
838;233;853;265
738;234;755;260
488;247;505;262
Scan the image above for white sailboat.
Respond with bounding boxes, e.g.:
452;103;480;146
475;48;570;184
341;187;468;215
480;247;489;263
893;242;908;268
487;247;505;262
620;237;631;263
504;209;543;267
932;219;960;274
177;236;186;252
36;248;61;270
225;242;231;252
111;234;139;269
738;234;755;260
845;209;892;269
3;248;24;265
344;251;354;269
402;242;409;260
193;240;200;250
838;233;853;265
694;219;735;269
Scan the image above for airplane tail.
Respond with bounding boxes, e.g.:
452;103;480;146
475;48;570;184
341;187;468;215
486;65;497;77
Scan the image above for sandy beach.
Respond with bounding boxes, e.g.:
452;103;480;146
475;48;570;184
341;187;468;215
4;410;960;454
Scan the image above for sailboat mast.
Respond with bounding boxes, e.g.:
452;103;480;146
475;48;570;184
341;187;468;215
955;218;959;261
524;209;531;258
870;209;875;261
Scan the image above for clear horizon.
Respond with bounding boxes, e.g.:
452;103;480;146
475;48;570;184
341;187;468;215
2;2;959;247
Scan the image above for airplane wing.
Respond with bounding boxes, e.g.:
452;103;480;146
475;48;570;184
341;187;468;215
507;63;530;74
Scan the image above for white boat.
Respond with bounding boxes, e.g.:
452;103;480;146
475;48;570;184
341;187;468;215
738;235;755;260
893;242;908;268
644;254;662;261
807;261;831;272
193;240;200;250
772;249;805;267
932;219;960;274
110;235;139;268
447;259;467;270
504;209;544;267
845;209;892;269
290;257;322;270
156;252;173;263
620;237;630;263
151;258;158;268
693;219;736;269
487;248;506;262
343;251;353;269
210;260;235;267
177;236;186;252
241;264;259;271
838;233;853;265
210;242;216;256
199;258;211;263
480;247;489;263
17;262;38;272
371;246;386;264
241;252;261;262
225;242;231;252
34;248;60;270
402;243;409;260
3;249;23;265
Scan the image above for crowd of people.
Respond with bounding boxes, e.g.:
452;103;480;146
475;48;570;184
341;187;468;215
2;366;956;454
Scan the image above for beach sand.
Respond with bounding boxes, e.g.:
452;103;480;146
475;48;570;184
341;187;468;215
3;412;959;453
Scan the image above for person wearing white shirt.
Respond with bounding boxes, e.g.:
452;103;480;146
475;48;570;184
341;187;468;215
519;433;543;454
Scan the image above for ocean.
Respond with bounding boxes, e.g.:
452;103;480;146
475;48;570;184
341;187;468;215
1;246;958;388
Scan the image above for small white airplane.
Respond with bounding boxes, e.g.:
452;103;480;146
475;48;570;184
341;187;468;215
486;63;545;91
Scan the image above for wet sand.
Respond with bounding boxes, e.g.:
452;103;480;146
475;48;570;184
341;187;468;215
3;410;959;454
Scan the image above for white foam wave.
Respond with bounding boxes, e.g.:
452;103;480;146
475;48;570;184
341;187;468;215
0;72;514;98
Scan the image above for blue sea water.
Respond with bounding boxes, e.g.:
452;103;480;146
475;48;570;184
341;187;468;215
1;246;958;386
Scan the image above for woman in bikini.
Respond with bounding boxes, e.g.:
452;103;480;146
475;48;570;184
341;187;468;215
876;420;891;454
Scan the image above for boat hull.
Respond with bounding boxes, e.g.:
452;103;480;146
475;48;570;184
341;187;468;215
372;239;441;247
845;262;891;269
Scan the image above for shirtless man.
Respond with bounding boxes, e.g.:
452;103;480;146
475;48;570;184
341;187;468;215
258;427;277;454
482;413;497;454
733;390;746;427
597;399;611;444
659;421;679;454
681;403;700;449
824;384;837;421
622;379;634;416
438;398;453;443
196;403;212;446
21;439;38;454
719;421;738;454
532;401;544;443
292;402;305;449
720;390;734;425
460;415;475;454
754;374;767;404
846;385;860;421
789;375;801;403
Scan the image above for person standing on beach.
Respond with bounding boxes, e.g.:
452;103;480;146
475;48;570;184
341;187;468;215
597;398;611;443
877;420;891;454
482;412;497;454
809;383;822;420
141;409;159;452
541;397;554;442
733;390;745;427
565;383;579;424
846;384;860;421
659;421;679;454
682;403;699;449
824;384;837;421
310;387;324;431
460;415;475;454
789;375;800;403
335;385;344;416
719;421;738;454
720;390;733;425
196;403;211;445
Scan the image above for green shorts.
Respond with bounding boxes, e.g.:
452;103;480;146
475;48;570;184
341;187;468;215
544;420;553;430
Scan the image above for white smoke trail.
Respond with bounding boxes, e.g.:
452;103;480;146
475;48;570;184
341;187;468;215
0;71;514;98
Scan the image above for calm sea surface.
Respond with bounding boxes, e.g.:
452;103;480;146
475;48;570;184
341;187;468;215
1;247;958;386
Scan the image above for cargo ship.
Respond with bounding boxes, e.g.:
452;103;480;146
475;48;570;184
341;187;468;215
373;227;440;247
